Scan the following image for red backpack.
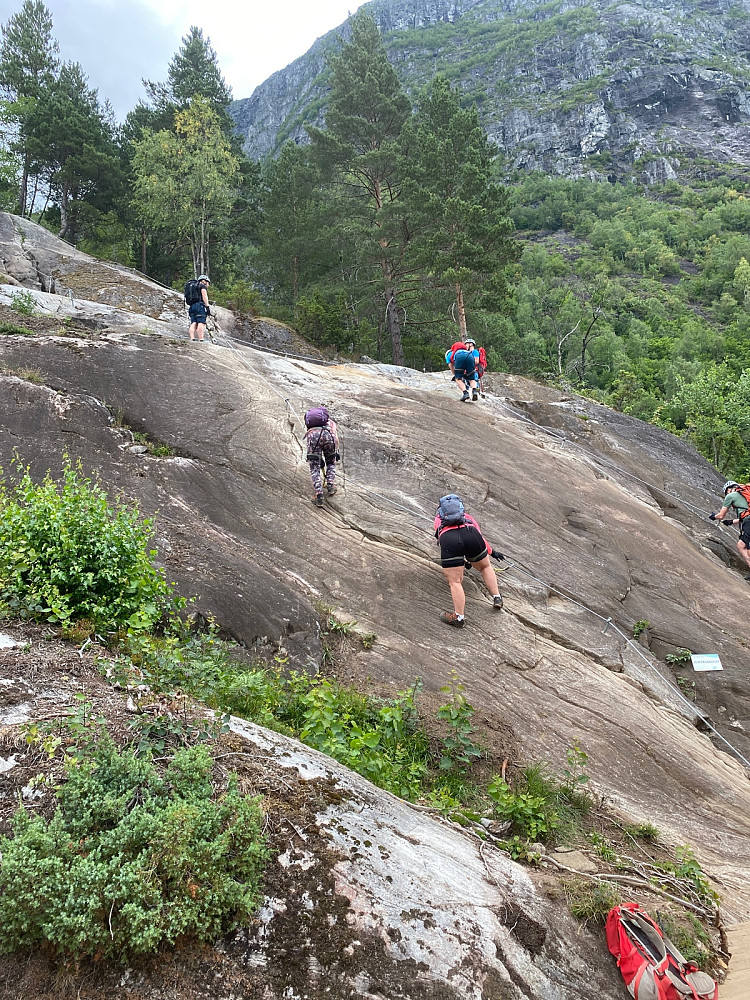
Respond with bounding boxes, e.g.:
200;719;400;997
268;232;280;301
736;484;750;518
605;904;717;1000
477;346;487;375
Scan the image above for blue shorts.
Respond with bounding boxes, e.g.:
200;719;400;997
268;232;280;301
189;302;207;324
452;349;476;381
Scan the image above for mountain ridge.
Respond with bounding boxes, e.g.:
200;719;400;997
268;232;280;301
230;0;750;180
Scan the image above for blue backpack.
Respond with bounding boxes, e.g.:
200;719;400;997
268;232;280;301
438;494;465;526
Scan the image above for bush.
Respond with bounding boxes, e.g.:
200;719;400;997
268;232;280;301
0;741;267;960
0;456;179;630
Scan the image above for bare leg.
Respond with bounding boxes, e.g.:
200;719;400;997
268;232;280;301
196;321;206;342
188;321;197;341
442;565;466;615
471;555;500;598
738;540;750;570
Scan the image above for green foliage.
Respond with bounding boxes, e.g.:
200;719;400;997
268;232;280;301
0;740;267;960
658;911;714;965
561;740;591;796
665;648;693;666
633;619;650;638
437;670;483;772
211;280;262;317
132;96;239;277
0;456;179;630
561;876;621;926
112;631;431;801
0;321;34;336
625;821;660;843
654;846;718;907
588;831;618;862
487;768;560;841
9;289;35;314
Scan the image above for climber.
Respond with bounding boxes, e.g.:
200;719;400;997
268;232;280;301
185;274;211;343
464;338;488;398
305;405;339;507
445;340;479;402
710;480;750;576
434;494;504;627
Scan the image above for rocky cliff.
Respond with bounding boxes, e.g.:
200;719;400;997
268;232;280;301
1;212;749;996
230;0;750;181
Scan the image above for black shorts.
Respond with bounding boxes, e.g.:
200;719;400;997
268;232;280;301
740;517;750;547
438;525;488;568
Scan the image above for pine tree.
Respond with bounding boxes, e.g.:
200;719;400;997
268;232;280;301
403;76;518;340
256;141;335;305
0;0;58;216
310;11;411;364
25;61;122;241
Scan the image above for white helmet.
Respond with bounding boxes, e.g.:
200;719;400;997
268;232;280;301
465;337;476;346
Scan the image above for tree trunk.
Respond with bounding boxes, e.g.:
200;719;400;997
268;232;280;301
141;228;147;273
455;283;468;340
57;182;69;239
293;255;299;301
18;153;29;217
383;264;404;366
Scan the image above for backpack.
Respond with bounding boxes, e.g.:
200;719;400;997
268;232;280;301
437;494;465;526
605;904;718;1000
184;279;202;306
477;346;487;372
304;406;330;429
735;484;750;518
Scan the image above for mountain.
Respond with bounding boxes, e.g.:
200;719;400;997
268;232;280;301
229;0;750;181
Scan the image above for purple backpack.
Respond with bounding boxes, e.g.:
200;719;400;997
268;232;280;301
305;406;329;428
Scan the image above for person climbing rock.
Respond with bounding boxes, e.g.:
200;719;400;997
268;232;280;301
434;494;504;627
464;337;488;398
185;274;211;343
445;340;479;402
305;405;339;507
710;480;750;576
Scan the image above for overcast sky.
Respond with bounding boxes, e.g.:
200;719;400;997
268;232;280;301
0;0;366;119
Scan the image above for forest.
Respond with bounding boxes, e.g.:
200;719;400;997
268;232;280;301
2;0;750;480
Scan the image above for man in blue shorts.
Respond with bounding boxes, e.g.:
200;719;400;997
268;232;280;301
188;275;211;343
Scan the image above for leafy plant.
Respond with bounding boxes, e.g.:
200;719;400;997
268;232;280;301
633;620;650;638
487;770;560;841
561;740;591;796
658;911;714;965
625;821;660;843
0;741;267;961
9;290;36;315
437;670;483;772
665;648;693;666
589;831;618;862
0;455;180;630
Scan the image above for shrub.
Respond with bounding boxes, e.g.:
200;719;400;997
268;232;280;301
561;876;621;925
0;741;268;961
9;290;36;315
0;456;179;630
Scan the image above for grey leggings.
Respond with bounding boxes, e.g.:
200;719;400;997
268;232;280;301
309;454;336;494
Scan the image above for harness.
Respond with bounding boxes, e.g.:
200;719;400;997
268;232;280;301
306;425;336;461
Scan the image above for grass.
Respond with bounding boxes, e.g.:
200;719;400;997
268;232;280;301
0;322;35;336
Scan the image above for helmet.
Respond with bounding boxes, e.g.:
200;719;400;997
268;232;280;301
724;481;740;493
465;337;476;346
197;274;210;283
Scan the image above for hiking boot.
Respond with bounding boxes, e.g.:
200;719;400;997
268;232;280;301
472;390;479;401
326;485;338;496
313;494;324;507
493;594;504;610
440;611;465;628
461;391;470;402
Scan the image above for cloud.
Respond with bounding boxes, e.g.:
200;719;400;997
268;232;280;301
1;0;365;120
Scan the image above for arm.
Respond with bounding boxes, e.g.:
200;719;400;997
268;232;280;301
201;286;210;309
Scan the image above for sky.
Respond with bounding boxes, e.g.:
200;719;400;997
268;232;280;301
0;0;366;120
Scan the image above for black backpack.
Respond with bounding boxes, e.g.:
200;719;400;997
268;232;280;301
184;279;202;306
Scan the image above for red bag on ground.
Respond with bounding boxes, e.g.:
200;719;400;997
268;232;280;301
605;904;717;1000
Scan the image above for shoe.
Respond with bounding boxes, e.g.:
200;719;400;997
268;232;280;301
313;495;324;507
744;574;750;582
472;390;478;401
493;594;504;610
461;391;470;402
441;611;465;628
326;485;338;496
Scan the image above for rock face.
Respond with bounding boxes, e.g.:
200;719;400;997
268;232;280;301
1;218;750;992
230;0;750;179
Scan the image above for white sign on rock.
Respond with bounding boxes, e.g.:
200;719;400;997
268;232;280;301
691;653;723;672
